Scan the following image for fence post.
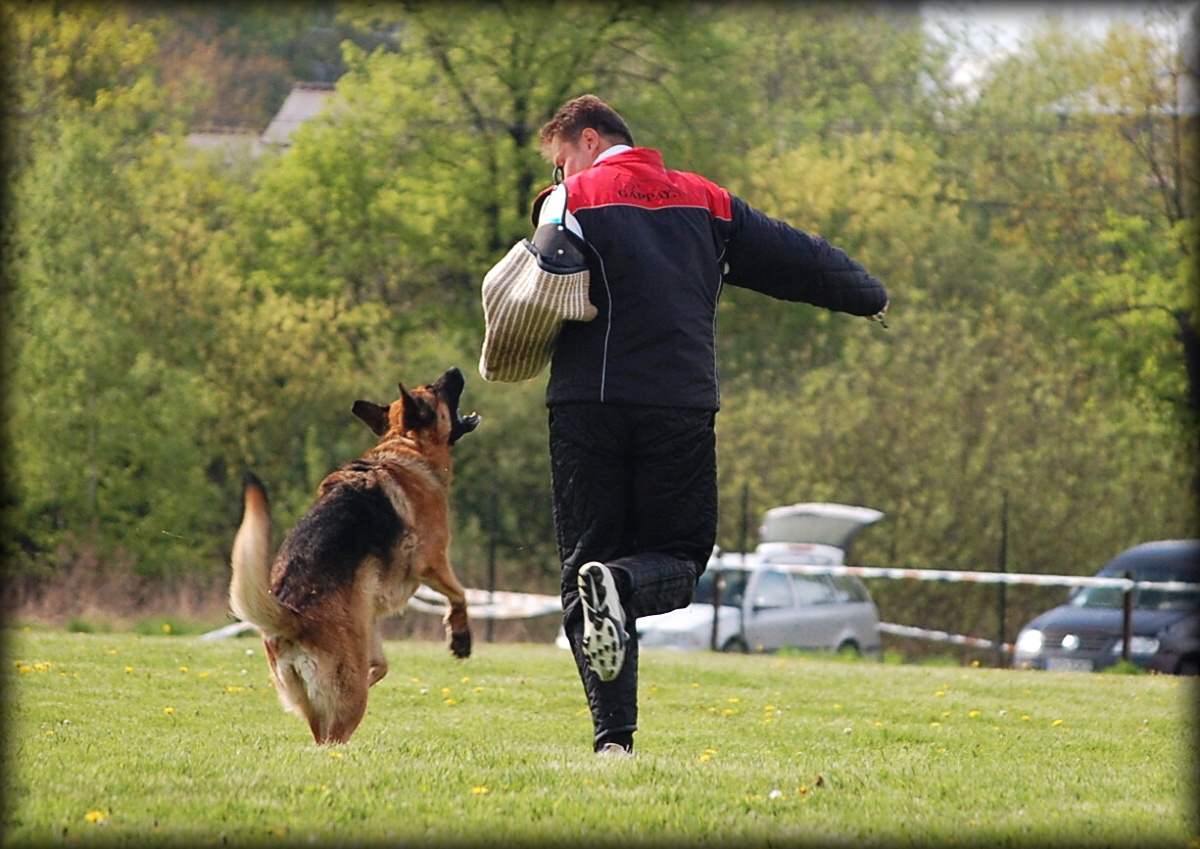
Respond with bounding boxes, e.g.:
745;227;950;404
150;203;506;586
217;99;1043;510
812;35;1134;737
996;491;1009;667
486;476;498;643
1121;569;1134;662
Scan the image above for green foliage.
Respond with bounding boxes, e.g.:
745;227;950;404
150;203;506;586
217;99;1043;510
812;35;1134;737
5;631;1195;846
714;297;1195;639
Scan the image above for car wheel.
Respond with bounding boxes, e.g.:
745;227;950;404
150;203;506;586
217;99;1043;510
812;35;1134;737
721;636;749;653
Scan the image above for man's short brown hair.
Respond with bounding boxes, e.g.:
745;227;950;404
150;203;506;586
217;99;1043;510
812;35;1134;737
538;94;635;159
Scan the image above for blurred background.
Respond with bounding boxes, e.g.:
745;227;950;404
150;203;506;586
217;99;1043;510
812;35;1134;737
2;1;1196;659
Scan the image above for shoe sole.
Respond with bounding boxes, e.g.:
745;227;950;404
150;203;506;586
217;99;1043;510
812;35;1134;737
579;562;627;682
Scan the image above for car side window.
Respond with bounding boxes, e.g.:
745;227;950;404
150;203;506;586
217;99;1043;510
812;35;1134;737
752;570;794;610
830;575;868;603
791;573;837;606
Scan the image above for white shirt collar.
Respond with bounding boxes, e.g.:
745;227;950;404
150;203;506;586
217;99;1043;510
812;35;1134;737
594;144;632;164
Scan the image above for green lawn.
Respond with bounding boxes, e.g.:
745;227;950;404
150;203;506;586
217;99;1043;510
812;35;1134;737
4;627;1196;847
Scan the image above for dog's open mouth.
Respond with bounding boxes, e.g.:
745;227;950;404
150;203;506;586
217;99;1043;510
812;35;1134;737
438;367;481;444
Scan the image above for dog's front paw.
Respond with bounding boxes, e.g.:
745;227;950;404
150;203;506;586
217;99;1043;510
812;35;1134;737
449;629;472;659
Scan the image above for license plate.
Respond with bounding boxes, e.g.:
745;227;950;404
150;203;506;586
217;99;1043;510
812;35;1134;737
1046;657;1093;672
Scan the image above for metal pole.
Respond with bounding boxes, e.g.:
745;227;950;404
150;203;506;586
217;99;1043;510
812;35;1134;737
1122;569;1134;663
997;491;1009;668
487;476;498;643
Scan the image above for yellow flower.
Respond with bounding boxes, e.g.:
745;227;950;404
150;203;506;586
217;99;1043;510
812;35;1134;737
18;665;32;675
473;686;483;693
179;667;188;673
164;707;175;715
471;786;489;795
84;810;106;824
124;667;133;674
698;753;712;762
328;751;343;759
444;699;458;707
162;624;172;634
968;710;981;718
1051;719;1064;727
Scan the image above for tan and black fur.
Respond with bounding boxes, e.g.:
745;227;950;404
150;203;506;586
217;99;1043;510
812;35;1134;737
230;367;480;744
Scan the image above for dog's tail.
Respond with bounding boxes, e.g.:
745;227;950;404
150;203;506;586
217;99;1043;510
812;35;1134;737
229;472;292;635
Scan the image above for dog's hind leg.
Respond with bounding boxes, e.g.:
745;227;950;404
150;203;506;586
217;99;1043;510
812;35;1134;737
421;567;472;659
367;625;388;687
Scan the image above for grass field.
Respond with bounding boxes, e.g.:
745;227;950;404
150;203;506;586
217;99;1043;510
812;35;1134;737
3;626;1197;847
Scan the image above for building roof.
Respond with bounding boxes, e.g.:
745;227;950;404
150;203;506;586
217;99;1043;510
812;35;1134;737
257;82;337;149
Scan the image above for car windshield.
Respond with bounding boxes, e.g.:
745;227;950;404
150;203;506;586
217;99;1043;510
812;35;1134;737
1070;584;1200;611
694;569;748;608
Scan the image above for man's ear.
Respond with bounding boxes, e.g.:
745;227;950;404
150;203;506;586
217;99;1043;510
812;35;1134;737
351;400;390;437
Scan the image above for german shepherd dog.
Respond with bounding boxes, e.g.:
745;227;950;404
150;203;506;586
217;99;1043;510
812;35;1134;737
229;367;480;744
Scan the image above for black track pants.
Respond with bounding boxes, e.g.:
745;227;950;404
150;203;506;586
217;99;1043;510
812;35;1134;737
549;403;717;748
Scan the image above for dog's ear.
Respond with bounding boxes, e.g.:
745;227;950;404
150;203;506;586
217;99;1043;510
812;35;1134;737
398;383;435;433
351;400;391;437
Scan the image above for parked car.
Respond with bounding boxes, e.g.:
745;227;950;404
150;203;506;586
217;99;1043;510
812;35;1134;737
635;503;884;656
1012;539;1200;675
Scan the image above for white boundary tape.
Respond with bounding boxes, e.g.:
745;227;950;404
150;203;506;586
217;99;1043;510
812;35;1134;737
758;561;1200;592
878;622;1012;652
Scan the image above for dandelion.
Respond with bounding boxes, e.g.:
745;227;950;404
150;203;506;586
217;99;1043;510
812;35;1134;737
199;672;210;679
763;705;776;712
1021;715;1031;721
968;710;981;718
124;667;133;674
930;721;941;728
164;707;175;715
473;686;484;693
18;665;32;675
445;699;458;707
471;786;489;795
84;810;107;824
727;698;741;703
162;624;172;634
328;751;343;759
935;690;946;697
721;708;735;716
460;676;470;683
179;667;189;673
1051;719;1064;727
227;686;244;693
441;687;452;698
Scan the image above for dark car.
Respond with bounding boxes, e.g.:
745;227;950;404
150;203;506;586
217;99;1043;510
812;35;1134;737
1012;540;1200;675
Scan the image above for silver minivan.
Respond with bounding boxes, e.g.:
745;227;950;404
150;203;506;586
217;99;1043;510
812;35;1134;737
636;503;884;655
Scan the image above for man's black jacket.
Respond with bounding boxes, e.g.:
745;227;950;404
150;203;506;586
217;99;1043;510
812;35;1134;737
533;147;888;410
